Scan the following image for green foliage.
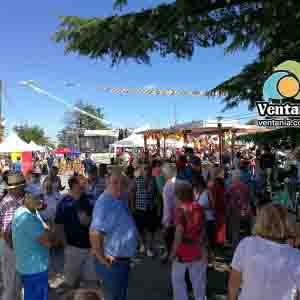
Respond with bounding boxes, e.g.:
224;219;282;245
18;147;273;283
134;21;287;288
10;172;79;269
56;127;72;148
14;124;53;147
238;128;300;145
246;119;257;125
65;100;107;130
113;0;128;10
54;0;300;110
57;100;107;147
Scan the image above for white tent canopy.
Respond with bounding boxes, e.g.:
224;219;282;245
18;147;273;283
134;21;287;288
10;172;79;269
110;125;150;149
0;132;36;153
111;133;145;148
29;140;45;152
111;133;185;150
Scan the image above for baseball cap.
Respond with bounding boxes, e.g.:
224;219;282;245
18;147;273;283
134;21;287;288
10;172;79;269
24;184;43;200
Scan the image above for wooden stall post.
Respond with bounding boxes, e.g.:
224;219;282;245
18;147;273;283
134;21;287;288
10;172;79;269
231;129;237;165
163;134;167;159
156;135;161;156
217;117;223;166
144;134;148;150
183;131;188;146
144;134;149;161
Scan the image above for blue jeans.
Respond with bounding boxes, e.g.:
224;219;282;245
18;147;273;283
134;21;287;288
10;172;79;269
20;271;48;300
95;260;130;300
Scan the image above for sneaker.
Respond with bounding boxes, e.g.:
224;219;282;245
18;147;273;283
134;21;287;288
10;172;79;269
147;249;154;257
160;251;169;260
139;244;146;254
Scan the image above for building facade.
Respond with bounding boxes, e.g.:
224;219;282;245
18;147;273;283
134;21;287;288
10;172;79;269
79;129;119;153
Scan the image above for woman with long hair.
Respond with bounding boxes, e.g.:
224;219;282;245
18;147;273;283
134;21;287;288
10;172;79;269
228;204;300;300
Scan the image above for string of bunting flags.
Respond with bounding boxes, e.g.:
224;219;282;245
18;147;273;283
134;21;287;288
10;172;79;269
99;86;224;97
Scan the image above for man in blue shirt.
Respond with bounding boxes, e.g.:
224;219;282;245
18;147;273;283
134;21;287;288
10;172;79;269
12;184;56;300
90;167;138;300
13;157;22;173
82;153;95;176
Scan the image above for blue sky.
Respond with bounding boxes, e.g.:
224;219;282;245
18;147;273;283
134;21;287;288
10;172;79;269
1;0;258;141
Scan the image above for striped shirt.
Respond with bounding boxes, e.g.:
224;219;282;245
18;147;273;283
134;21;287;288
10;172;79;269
0;193;23;234
134;176;154;211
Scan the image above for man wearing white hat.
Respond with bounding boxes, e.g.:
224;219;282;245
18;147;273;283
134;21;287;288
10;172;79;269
0;173;26;300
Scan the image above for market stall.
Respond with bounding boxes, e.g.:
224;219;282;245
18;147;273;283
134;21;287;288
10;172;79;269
139;124;271;162
0;132;37;173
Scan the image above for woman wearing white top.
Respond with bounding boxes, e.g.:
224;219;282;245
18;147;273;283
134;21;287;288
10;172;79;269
229;203;300;300
192;175;216;251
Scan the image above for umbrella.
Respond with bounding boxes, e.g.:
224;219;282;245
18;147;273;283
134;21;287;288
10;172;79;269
54;147;71;154
70;148;81;155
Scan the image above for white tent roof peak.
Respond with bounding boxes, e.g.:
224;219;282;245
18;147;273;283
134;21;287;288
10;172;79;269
133;124;151;134
0;131;36;152
29;140;45;152
112;133;144;148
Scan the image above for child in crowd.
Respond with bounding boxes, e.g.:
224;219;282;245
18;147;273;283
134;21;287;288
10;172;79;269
171;181;206;300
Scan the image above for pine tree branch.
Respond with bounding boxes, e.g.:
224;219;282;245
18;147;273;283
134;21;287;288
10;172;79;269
54;0;263;64
54;0;300;111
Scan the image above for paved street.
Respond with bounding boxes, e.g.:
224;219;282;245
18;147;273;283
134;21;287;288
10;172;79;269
47;251;229;300
0;244;229;300
0;175;231;300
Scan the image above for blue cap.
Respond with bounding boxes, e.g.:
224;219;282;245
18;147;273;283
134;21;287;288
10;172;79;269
24;184;43;200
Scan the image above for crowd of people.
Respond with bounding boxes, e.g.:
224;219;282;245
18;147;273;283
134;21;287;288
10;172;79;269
0;144;300;300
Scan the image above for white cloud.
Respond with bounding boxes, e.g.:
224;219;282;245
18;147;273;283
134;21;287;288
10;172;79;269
144;84;157;89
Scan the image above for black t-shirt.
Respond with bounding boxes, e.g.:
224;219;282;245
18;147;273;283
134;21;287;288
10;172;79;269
222;153;231;165
260;153;275;169
55;193;93;248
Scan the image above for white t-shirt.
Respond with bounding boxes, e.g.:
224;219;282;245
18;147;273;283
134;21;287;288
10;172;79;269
231;236;300;300
195;190;215;221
